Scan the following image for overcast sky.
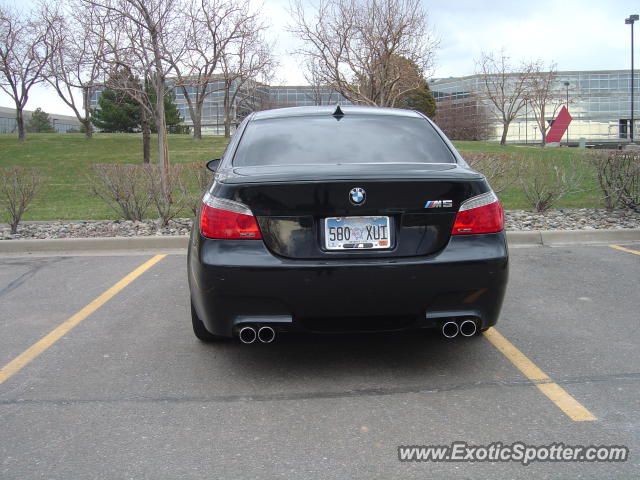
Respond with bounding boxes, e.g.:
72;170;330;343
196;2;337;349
1;0;636;116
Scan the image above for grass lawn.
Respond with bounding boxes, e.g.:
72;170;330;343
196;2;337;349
0;133;228;221
0;133;602;221
454;141;601;210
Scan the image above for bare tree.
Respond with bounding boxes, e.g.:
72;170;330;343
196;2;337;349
0;4;56;142
80;0;185;198
525;62;563;146
289;0;437;107
171;0;256;140
44;3;106;138
434;95;492;141
251;88;294;111
302;58;341;105
220;20;275;137
476;49;533;146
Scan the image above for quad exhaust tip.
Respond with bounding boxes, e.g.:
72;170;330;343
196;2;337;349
238;326;257;344
440;318;478;338
459;319;477;337
238;325;276;344
257;326;276;344
441;321;459;339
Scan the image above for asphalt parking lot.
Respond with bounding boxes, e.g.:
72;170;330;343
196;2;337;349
1;243;639;479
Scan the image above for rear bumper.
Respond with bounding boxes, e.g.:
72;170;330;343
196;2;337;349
188;232;509;337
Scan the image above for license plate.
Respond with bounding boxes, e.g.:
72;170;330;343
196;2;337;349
324;216;392;250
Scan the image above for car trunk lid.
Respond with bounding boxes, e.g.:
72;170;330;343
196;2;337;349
213;165;488;259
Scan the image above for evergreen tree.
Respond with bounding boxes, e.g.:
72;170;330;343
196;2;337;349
27;108;55;133
396;81;437;118
164;91;183;127
148;89;183;133
90;88;141;133
91;86;182;133
390;56;437;118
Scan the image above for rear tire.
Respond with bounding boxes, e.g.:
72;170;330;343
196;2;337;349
191;301;224;342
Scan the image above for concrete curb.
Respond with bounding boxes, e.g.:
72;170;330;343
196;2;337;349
506;229;640;246
1;229;639;254
0;235;188;254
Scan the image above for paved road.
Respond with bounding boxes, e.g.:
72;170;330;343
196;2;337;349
1;244;639;479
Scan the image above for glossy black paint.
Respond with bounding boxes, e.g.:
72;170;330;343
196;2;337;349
188;232;508;337
206;159;221;171
219;169;487;259
188;106;509;338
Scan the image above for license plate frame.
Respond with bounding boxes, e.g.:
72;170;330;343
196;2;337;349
323;216;392;250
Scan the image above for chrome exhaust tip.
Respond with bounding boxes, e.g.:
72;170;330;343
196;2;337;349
459;319;478;337
441;321;459;339
238;326;257;344
257;326;276;344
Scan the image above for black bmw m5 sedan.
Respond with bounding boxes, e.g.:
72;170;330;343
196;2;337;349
187;105;508;344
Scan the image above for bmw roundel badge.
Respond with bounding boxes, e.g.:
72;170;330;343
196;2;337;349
349;187;366;205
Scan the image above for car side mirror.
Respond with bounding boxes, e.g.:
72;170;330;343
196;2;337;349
206;158;221;172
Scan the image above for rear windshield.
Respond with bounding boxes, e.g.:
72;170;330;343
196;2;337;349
232;114;455;166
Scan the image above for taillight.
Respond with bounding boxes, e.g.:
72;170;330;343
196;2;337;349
200;193;262;239
452;191;504;235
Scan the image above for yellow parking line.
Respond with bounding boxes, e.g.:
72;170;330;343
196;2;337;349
483;328;596;422
0;254;166;385
609;244;640;256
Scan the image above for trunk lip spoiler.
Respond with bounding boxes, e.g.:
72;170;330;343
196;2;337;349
216;165;485;184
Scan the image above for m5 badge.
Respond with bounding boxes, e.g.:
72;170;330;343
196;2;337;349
424;200;453;208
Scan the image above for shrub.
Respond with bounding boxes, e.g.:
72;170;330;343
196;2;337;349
589;150;640;211
463;152;520;193
88;164;151;221
518;153;584;212
143;164;190;227
88;163;213;225
182;162;213;215
0;167;43;234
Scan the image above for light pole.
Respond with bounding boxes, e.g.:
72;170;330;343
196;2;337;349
626;14;639;143
525;100;528;144
216;102;220;135
564;81;570;146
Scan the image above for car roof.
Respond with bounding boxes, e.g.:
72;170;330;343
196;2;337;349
250;105;424;121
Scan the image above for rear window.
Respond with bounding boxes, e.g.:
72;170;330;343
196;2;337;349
232;114;455;166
